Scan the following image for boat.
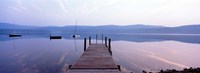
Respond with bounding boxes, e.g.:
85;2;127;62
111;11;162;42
8;21;22;37
71;34;80;38
50;35;62;39
72;20;80;38
9;34;22;37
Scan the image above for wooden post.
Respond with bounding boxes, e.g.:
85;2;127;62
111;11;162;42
96;34;97;44
117;65;121;71
69;65;72;69
89;37;91;45
108;39;112;55
105;37;107;47
102;34;103;44
84;38;87;51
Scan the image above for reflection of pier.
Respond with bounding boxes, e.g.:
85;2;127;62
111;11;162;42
68;35;121;73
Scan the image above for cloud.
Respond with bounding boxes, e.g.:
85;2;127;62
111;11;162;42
10;7;23;12
16;0;23;5
1;0;200;26
11;0;28;12
19;5;27;11
149;0;188;15
106;0;121;5
55;0;68;14
30;3;43;12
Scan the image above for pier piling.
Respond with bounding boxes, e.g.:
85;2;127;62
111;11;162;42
89;37;91;45
84;38;87;51
108;38;112;55
105;37;107;47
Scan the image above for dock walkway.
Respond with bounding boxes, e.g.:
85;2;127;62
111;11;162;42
67;43;120;73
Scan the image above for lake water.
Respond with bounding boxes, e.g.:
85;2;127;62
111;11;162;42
0;33;200;73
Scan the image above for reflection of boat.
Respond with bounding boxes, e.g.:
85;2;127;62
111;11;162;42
50;35;62;39
9;34;22;37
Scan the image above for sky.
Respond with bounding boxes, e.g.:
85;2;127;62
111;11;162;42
0;0;200;27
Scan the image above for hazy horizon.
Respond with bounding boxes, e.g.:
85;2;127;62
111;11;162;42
2;22;200;27
0;0;200;27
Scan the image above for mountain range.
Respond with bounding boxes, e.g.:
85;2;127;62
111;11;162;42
1;23;200;34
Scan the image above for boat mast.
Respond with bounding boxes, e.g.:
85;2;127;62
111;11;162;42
74;19;77;35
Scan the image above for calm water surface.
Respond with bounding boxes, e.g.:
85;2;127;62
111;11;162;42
0;33;200;73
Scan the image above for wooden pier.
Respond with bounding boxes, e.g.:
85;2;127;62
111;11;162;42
67;36;120;73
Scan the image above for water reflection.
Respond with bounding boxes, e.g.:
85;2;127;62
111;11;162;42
1;33;200;44
0;33;200;73
106;33;200;44
112;41;200;73
0;37;84;73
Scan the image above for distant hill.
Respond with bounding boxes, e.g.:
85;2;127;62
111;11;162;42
0;23;48;34
1;23;200;34
0;23;39;29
